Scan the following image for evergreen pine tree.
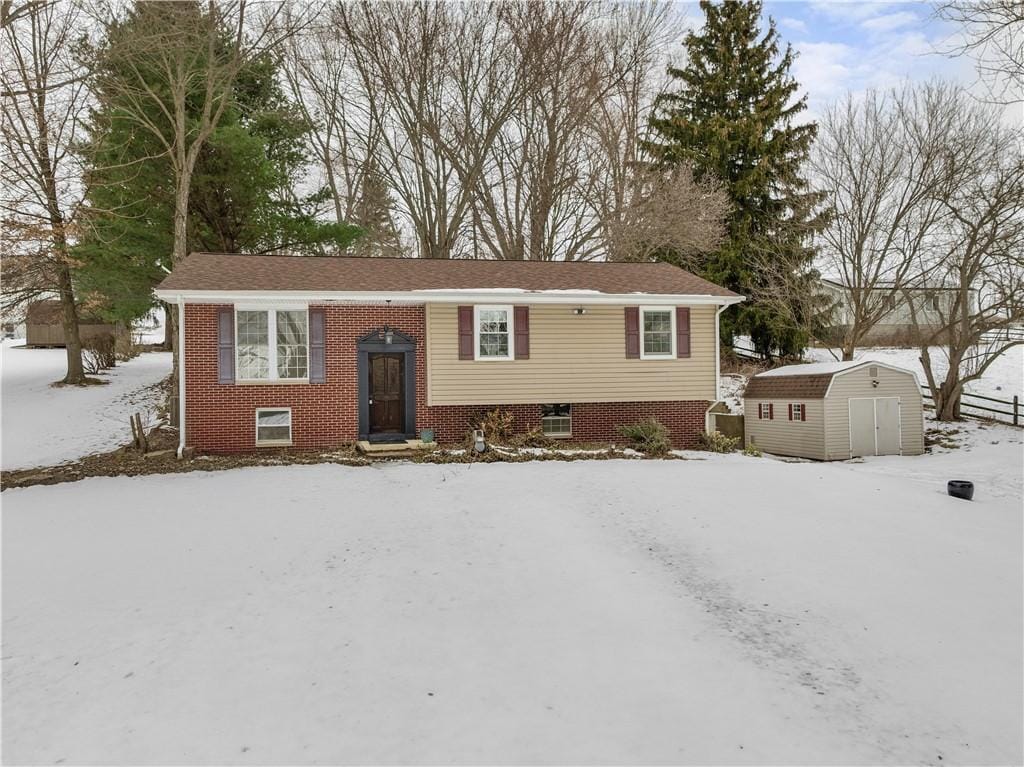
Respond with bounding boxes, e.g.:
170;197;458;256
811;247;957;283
645;0;825;357
75;1;361;327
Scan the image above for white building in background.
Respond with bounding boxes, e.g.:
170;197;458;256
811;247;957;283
819;277;974;346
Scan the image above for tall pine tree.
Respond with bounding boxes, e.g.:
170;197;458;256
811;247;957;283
645;0;824;357
75;2;361;328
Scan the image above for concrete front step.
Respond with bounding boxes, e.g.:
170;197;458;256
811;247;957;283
355;439;436;458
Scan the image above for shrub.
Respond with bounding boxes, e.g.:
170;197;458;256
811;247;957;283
473;407;516;442
513;426;556;448
698;430;740;453
617;418;671;455
742;441;762;457
82;336;116;374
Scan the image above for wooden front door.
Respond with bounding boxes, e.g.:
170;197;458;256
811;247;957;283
369;353;404;434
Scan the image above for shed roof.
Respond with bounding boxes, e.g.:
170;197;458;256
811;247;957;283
744;360;917;400
156;252;741;299
26;299;108;325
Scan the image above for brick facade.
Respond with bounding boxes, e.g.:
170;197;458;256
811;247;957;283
183;303;710;453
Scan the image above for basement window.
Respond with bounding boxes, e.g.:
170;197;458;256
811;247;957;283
256;408;292;446
541;404;572;438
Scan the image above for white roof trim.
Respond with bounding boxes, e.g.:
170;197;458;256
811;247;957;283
153;289;745;307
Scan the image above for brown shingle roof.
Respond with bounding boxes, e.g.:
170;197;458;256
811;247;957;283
743;374;835;400
156;252;740;298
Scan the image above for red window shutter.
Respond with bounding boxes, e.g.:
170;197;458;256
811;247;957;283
217;307;234;384
769;403;774;420
788;403;793;421
624;307;640;358
457;306;474;360
758;404;763;420
309;308;325;383
514;306;529;359
801;404;806;422
676;307;691;358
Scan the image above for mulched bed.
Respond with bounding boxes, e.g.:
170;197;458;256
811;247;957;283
1;427;369;492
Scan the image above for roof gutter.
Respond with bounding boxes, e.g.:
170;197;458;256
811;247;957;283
153;289;745;307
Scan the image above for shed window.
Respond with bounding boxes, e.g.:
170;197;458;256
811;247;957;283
758;403;773;420
640;307;674;359
256;408;292;445
790;403;805;421
541;404;571;437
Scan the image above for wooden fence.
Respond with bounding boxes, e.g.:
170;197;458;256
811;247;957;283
920;389;1020;427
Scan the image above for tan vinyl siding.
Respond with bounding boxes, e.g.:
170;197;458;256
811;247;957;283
823;366;925;459
426;303;717;405
743;400;827;460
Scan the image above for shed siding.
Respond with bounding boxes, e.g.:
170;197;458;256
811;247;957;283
823;366;925;459
425;303;717;405
743;399;827;460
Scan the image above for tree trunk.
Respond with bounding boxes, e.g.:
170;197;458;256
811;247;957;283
160;302;174;351
56;263;85;384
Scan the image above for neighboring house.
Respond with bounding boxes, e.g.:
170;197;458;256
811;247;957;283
743;360;925;460
154;253;743;455
25;299;125;348
820;278;968;346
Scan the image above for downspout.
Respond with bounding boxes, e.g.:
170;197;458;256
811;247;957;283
177;296;186;458
705;303;730;435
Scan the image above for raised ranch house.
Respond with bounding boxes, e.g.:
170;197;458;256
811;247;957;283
154;253;743;455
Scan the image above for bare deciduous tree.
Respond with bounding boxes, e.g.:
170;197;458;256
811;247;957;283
334;1;539;259
606;165;728;266
936;0;1024;104
906;111;1024;420
810;84;966;360
1;0;88;383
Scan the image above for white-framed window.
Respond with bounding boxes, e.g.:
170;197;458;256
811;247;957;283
541;404;572;438
255;408;292;445
640;307;675;359
474;305;514;361
758;403;773;420
236;307;308;381
791;403;804;421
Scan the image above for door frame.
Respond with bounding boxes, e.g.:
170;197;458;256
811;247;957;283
847;396;902;457
357;328;416;442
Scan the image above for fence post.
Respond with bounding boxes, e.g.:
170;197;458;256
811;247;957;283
1015;395;1019;427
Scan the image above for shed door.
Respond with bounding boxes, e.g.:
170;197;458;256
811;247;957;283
875;397;901;455
849;399;876;457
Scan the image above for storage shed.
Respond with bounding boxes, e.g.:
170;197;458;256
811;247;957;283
743;360;924;460
25;299;123;348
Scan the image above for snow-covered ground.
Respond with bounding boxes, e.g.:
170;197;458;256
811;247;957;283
3;449;1021;765
1;340;171;470
806;344;1023;401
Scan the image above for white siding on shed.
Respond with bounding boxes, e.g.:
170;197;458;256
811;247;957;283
744;399;826;460
823;365;925;460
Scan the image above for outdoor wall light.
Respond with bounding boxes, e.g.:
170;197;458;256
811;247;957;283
573;307;587;316
382;324;394;345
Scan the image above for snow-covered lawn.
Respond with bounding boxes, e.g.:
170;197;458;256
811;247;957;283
3;449;1021;764
1;340;171;470
806;344;1023;401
